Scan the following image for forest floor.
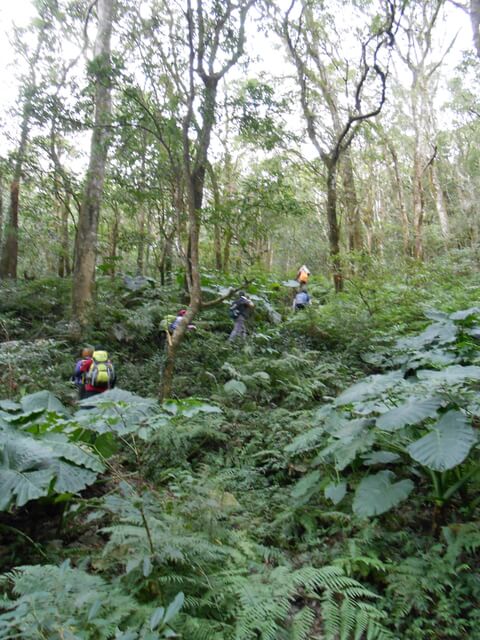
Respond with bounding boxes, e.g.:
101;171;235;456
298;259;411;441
1;254;480;639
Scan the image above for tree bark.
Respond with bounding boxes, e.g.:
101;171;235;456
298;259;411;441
0;106;31;279
58;192;71;277
0;11;48;280
72;0;114;328
430;162;449;241
326;161;343;292
340;151;362;253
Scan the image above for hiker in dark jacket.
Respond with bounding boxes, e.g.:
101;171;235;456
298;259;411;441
72;347;94;399
293;288;311;311
228;291;254;341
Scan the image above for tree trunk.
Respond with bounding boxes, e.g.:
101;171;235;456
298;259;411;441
58;192;71;277
430;162;449;241
0;114;30;279
137;205;145;275
110;207;119;278
326;161;343;292
412;151;425;260
157;0;253;399
0;11;48;280
72;0;114;328
388;141;410;255
223;229;233;273
341;151;362;253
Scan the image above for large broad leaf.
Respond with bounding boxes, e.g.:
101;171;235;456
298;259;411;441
416;365;480;385
361;451;400;465
353;470;414;518
336;371;403;406
396;321;457;350
0;430;102;510
0;400;21;411
314;430;376;471
75;389;158;435
324;481;347;505
449;307;480;321
376;397;443;431
21;391;69;416
0;468;53;509
2;434;54;471
40;434;105;472
51;460;98;494
223;380;247;397
407;410;477;471
282;279;301;288
423;309;449;321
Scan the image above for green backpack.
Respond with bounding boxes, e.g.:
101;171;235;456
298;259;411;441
87;350;115;388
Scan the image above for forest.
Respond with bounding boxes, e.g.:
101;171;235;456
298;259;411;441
1;0;480;638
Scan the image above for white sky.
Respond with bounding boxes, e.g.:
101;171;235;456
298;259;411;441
0;0;36;102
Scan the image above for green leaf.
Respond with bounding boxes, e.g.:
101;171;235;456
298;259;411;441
407;410;477;471
51;460;97;493
282;279;301;288
0;400;21;411
291;470;321;499
353;471;414;518
21;391;69;416
0;468;53;509
336;371;403;406
314;419;374;471
361;451;400;465
324;481;347;505
376;397;443;431
223;379;247;396
416;365;480;384
449;307;480;321
150;606;165;630
163;591;184;624
94;432;118;458
40;434;104;472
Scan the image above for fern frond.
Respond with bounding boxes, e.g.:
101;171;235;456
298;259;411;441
290;606;316;640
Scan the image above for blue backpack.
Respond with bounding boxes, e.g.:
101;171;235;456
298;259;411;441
295;291;309;305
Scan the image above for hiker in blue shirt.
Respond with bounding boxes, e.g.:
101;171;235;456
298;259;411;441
293;287;311;311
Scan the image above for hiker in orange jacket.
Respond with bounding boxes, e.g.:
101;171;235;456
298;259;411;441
296;264;310;285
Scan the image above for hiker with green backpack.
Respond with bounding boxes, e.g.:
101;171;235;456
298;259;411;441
77;346;116;399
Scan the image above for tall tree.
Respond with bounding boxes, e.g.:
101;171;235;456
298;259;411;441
0;3;51;279
396;0;455;258
126;0;255;397
72;0;115;328
279;0;400;291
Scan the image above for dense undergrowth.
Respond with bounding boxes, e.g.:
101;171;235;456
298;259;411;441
1;253;480;639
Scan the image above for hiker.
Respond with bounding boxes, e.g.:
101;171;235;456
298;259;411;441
72;346;94;399
293;288;311;311
296;264;310;285
169;309;187;333
78;346;116;399
228;291;254;341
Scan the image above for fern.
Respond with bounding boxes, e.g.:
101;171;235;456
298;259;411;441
0;562;183;639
